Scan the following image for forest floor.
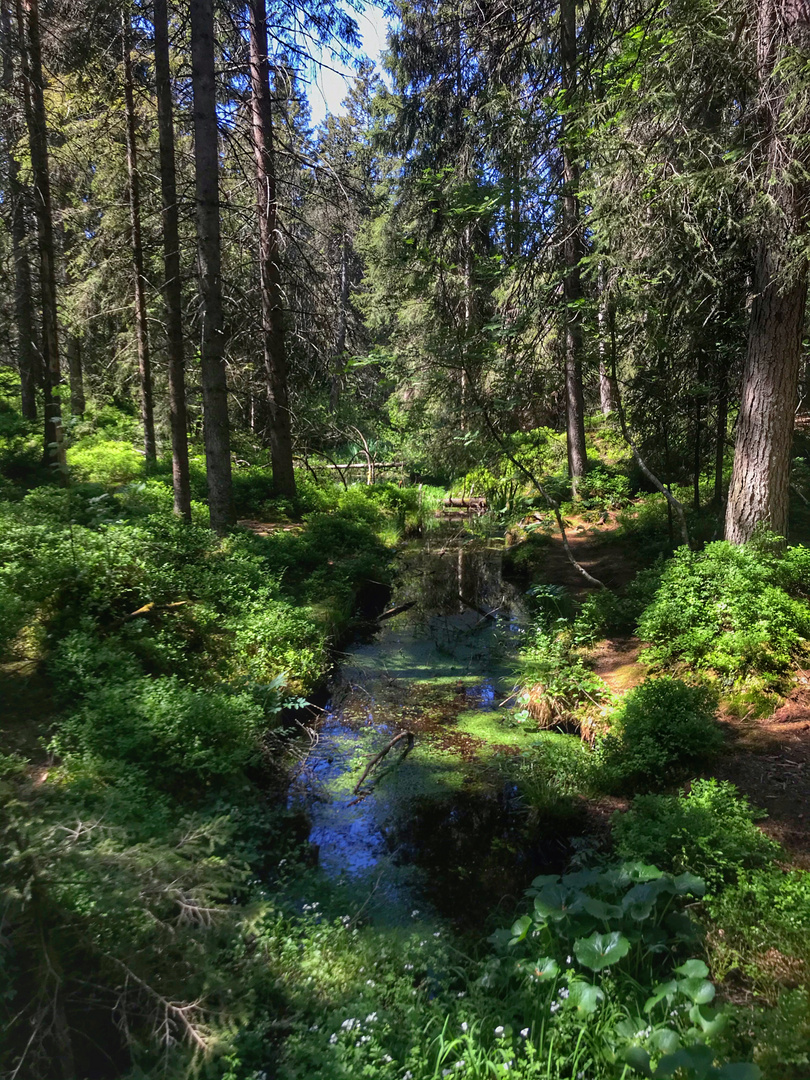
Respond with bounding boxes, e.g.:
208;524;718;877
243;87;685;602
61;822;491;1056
530;515;810;868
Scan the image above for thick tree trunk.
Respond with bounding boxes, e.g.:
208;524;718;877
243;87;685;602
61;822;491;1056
16;0;65;474
153;0;191;520
190;0;233;533
66;334;84;416
560;0;587;489
122;13;156;465
724;0;809;543
0;0;37;420
248;0;296;498
725;250;806;542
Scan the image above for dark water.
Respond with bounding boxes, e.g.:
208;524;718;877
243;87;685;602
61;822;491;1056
289;533;582;924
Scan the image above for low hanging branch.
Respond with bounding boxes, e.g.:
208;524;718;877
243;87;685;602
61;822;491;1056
352;730;414;795
471;381;607;590
609;348;692;550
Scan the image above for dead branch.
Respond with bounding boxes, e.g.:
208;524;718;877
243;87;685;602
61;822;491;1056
352;731;414;795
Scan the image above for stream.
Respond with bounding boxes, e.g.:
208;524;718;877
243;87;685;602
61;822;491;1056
289;531;584;927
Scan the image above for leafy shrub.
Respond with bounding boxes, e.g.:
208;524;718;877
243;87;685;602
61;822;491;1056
612;780;779;892
638;542;810;681
575;465;633;510
517;626;611;727
230;600;327;692
494;863;759;1078
51;674;268;783
68;438;146;485
510;734;596;812
574;562;663;642
708;867;810;981
598;677;722;789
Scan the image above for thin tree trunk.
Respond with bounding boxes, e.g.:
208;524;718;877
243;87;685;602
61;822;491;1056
597;263;619;414
693;356;704;511
66;334;84;415
190;0;233;532
248;0;296;498
0;0;37;420
330;232;349;412
724;0;809;544
122;12;156;465
16;0;65;474
560;0;587;490
714;360;728;508
154;0;190;519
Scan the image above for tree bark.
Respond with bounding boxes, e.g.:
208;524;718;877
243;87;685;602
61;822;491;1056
153;0;191;520
725;249;807;542
16;0;65;474
597;263;619;414
724;0;810;543
714;360;728;508
190;0;233;533
248;0;296;498
66;334;84;416
0;0;37;420
560;0;587;490
122;12;156;465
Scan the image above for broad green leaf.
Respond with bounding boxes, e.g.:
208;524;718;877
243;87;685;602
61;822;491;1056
624;1046;652;1077
644;979;678;1014
675;959;709;979
530;874;561;890
534;884;580;921
654;1044;714;1078
648;1028;681;1055
531;957;559;981
689;1003;728;1037
574;931;631;971
717;1066;762;1080
509;915;532;945
582;897;624;920
672;871;706;897
562;869;602;888
567;980;604;1014
678;976;716;1004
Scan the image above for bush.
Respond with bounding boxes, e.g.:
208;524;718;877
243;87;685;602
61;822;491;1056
51;673;268;784
612;779;779;892
573;562;663;642
638;541;810;681
598;676;722;789
68;438;146;485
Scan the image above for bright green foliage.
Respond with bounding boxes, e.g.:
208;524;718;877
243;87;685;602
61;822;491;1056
709;867;810;987
598;677;722;790
613;780;780;892
638;542;810;681
518;625;612;726
574;563;664;643
494;862;757;1078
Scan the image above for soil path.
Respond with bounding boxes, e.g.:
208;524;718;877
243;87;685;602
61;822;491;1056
716;678;810;868
524;512;643;593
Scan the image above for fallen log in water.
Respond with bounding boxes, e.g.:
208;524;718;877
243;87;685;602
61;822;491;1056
353;730;414;794
377;600;417;622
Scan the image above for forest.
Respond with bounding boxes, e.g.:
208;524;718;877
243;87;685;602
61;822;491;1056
1;0;810;1076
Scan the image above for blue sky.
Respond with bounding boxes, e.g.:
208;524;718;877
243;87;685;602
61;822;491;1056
306;4;391;125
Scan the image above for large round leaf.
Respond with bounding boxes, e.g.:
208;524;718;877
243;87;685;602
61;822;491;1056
574;931;631;971
567;980;604;1014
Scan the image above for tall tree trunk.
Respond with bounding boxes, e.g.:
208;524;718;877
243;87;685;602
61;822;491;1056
154;0;191;519
122;12;156;465
597;263;619;414
560;0;587;490
714;358;728;509
724;0;809;543
16;0;65;474
248;0;296;498
190;0;233;532
1;0;37;420
330;232;349;412
66;334;84;415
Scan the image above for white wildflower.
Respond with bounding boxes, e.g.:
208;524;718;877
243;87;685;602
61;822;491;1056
329;1034;338;1044
495;1025;505;1037
461;1022;468;1032
366;1013;378;1023
520;1028;529;1038
558;987;569;1000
